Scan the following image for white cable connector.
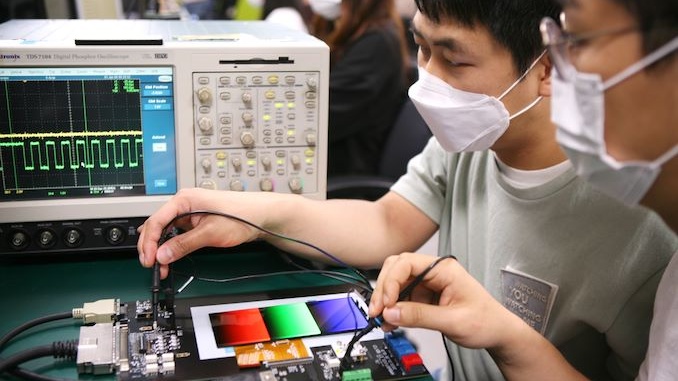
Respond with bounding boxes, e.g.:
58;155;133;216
72;299;119;324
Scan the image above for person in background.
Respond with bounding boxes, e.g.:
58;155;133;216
137;0;677;379
182;0;215;19
308;0;410;176
261;0;310;33
369;0;677;380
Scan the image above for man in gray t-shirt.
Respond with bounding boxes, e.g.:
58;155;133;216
138;1;678;380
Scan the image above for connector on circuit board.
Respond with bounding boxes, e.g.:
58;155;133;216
77;322;115;375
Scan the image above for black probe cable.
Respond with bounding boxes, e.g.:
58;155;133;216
157;210;373;289
0;340;77;375
340;255;457;372
0;312;73;350
0;312;78;381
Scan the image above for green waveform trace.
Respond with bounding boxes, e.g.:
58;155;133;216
0;138;143;171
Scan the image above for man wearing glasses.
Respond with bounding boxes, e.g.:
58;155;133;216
370;0;677;379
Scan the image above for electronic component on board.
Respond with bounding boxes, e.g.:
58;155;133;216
74;288;428;380
235;339;312;368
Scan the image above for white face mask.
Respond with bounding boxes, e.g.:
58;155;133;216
308;0;342;21
551;36;678;205
408;53;545;152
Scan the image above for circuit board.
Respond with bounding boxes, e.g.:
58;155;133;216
80;286;430;380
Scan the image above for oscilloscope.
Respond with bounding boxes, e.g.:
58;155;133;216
0;19;329;256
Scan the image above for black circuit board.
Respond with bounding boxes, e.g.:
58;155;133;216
116;294;430;381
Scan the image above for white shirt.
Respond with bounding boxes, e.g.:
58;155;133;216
637;252;678;381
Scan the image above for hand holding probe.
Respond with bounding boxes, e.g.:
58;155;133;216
340;255;456;370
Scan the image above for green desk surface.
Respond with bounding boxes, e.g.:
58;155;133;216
0;244;433;380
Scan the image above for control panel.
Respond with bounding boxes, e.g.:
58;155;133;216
193;71;320;194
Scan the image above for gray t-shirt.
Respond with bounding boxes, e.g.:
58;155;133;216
391;139;678;381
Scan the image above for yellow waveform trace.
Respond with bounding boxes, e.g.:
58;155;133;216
0;130;142;140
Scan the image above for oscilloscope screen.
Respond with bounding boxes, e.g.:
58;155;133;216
0;67;178;201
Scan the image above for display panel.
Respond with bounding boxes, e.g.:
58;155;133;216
0;66;177;201
208;296;368;348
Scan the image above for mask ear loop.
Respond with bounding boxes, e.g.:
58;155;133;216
603;36;678;90
498;50;548;120
509;95;543;121
498;50;547;100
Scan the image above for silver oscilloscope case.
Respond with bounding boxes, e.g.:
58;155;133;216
0;19;330;226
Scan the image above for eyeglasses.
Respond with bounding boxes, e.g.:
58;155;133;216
539;16;638;81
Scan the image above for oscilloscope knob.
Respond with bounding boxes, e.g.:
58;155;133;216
261;156;272;171
305;133;317;147
259;178;274;192
197;87;213;105
242;92;253;105
290;154;302;171
201;158;212;174
240;131;255;148
198;117;214;134
306;76;317;90
229;179;244;191
242;112;254;127
288;177;303;194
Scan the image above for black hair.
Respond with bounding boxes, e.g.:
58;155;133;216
262;0;308;20
609;0;678;56
414;0;561;74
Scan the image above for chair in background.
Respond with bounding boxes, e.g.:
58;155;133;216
326;98;431;200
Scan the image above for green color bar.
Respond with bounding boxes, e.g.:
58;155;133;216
261;302;321;339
